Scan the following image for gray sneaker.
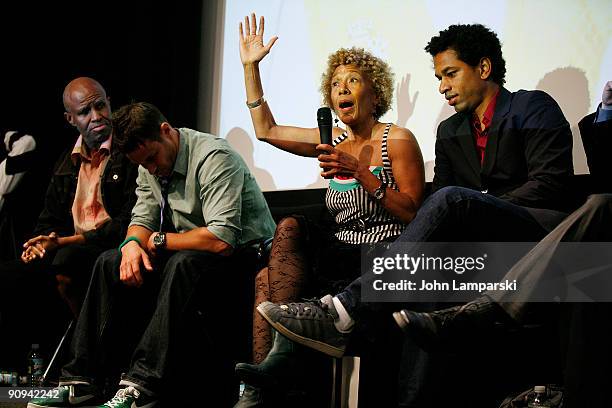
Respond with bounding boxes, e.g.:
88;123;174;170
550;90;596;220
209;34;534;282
256;300;347;358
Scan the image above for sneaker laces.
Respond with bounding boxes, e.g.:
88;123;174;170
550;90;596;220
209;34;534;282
281;299;332;319
104;386;140;408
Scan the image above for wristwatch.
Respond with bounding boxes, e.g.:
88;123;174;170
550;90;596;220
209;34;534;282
372;181;387;201
153;232;167;249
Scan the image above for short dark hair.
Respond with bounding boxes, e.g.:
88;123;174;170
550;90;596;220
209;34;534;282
113;102;168;153
425;24;506;85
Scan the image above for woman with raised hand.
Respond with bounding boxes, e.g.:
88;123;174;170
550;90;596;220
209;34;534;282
235;12;425;406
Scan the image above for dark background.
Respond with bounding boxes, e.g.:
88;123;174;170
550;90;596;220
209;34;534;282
0;0;213;181
0;0;222;226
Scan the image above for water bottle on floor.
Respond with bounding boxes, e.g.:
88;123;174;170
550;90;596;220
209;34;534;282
27;344;44;387
527;385;551;407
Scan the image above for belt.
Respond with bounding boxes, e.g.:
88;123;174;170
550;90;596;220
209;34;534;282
336;219;391;232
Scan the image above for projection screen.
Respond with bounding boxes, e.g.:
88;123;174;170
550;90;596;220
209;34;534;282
211;0;611;191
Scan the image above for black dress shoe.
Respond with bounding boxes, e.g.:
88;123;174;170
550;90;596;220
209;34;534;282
392;296;509;350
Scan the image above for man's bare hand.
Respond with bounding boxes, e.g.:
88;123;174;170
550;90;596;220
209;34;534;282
21;232;60;263
119;241;153;287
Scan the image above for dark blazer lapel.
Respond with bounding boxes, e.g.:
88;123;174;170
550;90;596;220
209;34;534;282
456;115;481;180
482;87;511;176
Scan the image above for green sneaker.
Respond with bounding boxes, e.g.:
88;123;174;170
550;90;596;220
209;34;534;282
27;384;98;407
98;386;157;408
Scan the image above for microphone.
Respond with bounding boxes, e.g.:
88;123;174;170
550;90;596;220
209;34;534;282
317;107;333;145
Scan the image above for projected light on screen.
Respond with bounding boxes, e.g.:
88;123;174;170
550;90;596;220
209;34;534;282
215;0;611;191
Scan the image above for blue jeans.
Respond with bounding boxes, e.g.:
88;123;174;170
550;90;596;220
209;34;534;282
336;186;563;319
60;247;257;403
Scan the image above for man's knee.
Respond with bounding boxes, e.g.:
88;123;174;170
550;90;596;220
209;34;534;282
428;186;514;213
91;249;122;283
585;194;612;212
52;244;104;268
434;185;469;197
420;187;479;216
426;186;475;205
578;194;612;230
96;248;121;268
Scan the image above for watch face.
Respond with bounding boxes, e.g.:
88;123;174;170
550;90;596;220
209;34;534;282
374;182;386;200
153;233;165;247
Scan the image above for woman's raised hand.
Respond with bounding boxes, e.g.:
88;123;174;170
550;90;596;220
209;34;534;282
239;13;278;66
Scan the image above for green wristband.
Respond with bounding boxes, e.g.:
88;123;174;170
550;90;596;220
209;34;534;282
118;236;142;252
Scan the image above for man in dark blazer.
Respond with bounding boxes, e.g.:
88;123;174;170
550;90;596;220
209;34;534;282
391;81;611;407
390;82;612;329
433;87;573;212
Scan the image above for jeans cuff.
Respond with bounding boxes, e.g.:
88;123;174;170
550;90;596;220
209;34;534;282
335;291;354;316
119;374;156;396
58;376;92;386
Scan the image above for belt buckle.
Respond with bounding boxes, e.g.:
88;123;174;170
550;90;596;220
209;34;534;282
342;218;367;232
356;219;366;231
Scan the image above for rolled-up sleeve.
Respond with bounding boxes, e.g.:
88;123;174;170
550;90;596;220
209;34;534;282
199;149;245;247
129;167;160;232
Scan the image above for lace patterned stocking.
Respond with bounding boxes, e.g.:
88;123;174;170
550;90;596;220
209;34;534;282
252;216;309;363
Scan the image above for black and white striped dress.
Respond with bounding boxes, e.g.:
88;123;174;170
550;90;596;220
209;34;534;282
325;123;406;244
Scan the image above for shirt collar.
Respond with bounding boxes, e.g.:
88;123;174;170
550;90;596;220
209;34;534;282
471;89;500;131
171;129;188;177
71;135;112;164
